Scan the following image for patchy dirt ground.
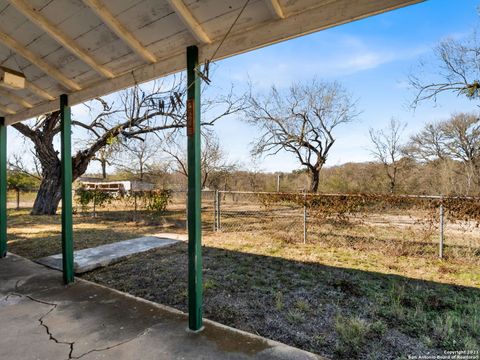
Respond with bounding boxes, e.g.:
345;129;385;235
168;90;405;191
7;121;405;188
82;242;479;359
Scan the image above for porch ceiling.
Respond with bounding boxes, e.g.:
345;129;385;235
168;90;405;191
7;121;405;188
0;0;423;125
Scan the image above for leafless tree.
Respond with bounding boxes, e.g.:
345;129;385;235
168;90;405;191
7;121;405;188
369;118;407;193
406;112;480;194
7;151;41;181
245;156;263;192
12;77;246;214
163;130;236;189
92;141;122;179
246;79;358;192
404;123;447;162
410;30;480;106
115;134;160;181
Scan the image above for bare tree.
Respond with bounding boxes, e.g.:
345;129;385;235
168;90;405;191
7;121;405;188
410;30;480;106
12;77;246;215
404;123;447;162
92;141;121;179
7;151;41;181
115;134;160;180
246;156;263;192
163;131;236;188
406;112;480;193
246;80;358;192
369;118;407;193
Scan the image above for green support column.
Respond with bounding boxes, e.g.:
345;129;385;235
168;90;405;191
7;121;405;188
0;117;7;258
60;94;74;284
186;45;203;331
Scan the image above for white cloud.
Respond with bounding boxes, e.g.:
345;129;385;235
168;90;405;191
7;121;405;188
223;33;430;89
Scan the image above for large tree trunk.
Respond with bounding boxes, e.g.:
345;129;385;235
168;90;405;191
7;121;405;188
12;111;110;215
309;168;320;193
30;143;64;215
389;177;396;194
308;160;324;193
31;170;62;215
101;159;107;179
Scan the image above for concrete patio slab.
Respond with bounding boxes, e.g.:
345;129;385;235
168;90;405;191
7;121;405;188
37;235;181;274
0;254;322;360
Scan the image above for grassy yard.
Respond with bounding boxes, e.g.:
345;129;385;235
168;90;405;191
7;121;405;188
7;209;182;258
5;208;480;359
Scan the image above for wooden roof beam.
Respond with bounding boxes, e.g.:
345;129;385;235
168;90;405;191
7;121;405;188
0;88;32;108
5;0;425;126
0;104;15;115
82;0;157;64
25;81;55;101
166;0;211;44
9;0;115;79
265;0;285;19
0;31;81;91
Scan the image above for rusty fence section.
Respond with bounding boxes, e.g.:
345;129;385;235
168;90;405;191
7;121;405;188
211;191;480;262
9;188;480;262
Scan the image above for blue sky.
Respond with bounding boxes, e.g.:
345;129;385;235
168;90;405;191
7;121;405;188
208;0;480;172
7;0;480;174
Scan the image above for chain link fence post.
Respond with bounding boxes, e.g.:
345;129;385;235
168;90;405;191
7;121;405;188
216;190;221;231
185;191;188;231
303;190;307;244
439;200;444;259
133;191;137;222
213;190;217;231
93;191;97;218
16;188;20;210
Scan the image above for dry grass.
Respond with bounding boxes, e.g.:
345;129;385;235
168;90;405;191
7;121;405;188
83;240;480;359
5;207;480;359
6;209;180;259
205;230;479;288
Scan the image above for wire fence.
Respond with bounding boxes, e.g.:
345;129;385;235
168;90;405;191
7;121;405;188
9;188;480;263
6;189;37;210
211;190;480;263
212;190;305;238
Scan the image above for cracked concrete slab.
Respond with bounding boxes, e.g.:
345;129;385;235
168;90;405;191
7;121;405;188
0;293;70;360
36;235;181;273
0;254;323;360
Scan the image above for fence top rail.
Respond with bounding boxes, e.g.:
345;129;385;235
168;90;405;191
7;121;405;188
215;190;480;201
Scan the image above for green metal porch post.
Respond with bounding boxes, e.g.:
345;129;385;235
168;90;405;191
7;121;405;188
60;94;74;284
186;45;203;331
0;117;7;258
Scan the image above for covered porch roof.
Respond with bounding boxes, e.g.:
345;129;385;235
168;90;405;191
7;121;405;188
0;0;423;126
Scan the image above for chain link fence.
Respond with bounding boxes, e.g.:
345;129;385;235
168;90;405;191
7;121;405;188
68;189;218;231
210;191;480;263
6;189;38;210
211;191;306;242
10;187;480;263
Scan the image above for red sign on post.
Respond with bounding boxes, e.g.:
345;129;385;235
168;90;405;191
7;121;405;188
187;98;195;136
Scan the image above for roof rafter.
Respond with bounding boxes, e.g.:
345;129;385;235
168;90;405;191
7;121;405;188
4;0;425;125
0;88;32;108
0;31;81;91
25;81;55;101
0;104;16;115
166;0;211;44
9;0;115;79
82;0;157;64
265;0;285;19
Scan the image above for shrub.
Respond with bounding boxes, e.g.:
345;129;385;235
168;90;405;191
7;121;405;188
144;189;172;213
76;187;114;212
